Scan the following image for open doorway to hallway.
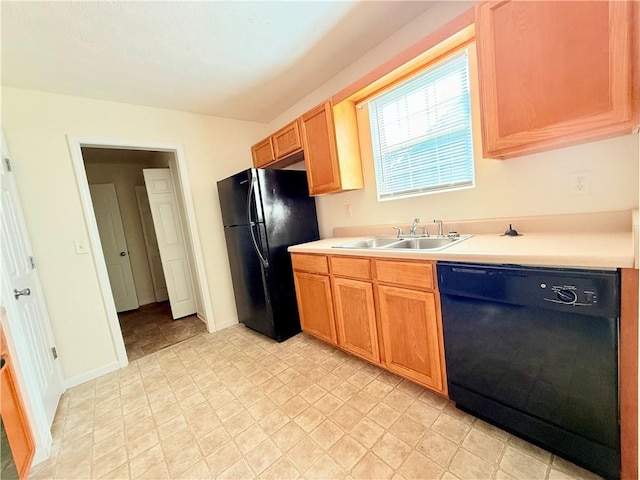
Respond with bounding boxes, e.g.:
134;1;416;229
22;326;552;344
82;147;207;360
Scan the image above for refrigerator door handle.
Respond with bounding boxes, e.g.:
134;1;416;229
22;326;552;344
247;177;269;268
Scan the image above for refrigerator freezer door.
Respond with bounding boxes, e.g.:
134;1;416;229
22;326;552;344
223;224;275;339
217;169;263;227
257;169;319;250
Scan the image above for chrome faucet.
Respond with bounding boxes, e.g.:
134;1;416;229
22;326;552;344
434;219;444;237
409;218;420;236
393;226;403;238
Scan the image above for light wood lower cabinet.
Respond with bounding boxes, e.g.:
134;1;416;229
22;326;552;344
377;285;444;392
292;253;446;396
1;327;35;480
293;271;337;344
333;277;380;363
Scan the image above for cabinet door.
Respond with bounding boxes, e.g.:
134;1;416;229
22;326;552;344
273;120;303;159
1;358;35;479
476;1;636;159
301;102;342;195
333;277;379;363
293;271;337;344
251;137;275;168
377;285;444;393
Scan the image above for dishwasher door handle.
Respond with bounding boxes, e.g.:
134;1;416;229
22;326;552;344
451;267;487;274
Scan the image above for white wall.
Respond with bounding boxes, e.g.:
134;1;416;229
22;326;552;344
1;87;270;381
314;105;639;238
270;1;639;238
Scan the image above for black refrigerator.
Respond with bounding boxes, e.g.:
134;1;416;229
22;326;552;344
217;168;319;342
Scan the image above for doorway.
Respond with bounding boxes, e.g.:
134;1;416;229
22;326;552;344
83;148;207;361
67;138;214;367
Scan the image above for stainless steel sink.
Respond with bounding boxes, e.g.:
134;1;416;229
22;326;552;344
336;237;403;249
334;235;472;251
385;237;461;249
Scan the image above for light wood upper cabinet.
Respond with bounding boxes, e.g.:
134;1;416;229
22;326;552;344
476;0;638;159
251;137;275;168
272;119;303;159
300;101;364;196
251;120;303;169
251;119;302;168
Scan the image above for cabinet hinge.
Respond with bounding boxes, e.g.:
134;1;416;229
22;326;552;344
4;157;12;172
51;347;58;360
29;256;36;269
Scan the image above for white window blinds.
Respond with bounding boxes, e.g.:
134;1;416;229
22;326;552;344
368;48;475;201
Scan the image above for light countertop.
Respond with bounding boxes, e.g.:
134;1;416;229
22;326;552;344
288;232;634;269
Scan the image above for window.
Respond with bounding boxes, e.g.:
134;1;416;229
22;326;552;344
367;48;475;201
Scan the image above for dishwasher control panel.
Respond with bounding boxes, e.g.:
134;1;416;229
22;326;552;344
437;262;619;318
540;283;598;306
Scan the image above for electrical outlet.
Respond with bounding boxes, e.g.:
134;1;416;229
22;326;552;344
569;171;590;196
344;204;352;218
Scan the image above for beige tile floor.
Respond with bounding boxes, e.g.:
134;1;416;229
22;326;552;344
29;325;603;480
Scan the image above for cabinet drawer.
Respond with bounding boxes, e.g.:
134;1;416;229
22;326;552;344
273;119;302;159
330;256;371;280
375;260;434;290
291;254;329;274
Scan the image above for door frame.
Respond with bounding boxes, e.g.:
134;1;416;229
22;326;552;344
67;136;215;368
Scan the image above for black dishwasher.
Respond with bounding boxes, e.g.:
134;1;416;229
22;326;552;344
438;262;620;480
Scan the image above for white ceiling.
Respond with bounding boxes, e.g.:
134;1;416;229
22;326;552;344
1;1;436;123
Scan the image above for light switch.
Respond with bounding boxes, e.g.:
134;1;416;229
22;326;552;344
74;240;88;255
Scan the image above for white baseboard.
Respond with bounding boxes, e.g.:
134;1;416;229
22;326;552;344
64;361;120;389
215;316;238;331
31;441;52;467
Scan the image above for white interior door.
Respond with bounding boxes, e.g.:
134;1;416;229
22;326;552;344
89;184;139;312
1;134;64;459
135;185;168;302
143;169;196;319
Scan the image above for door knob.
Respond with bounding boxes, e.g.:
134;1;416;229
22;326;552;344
120;252;126;257
13;288;31;299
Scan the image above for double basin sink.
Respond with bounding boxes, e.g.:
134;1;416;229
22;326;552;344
334;234;473;252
